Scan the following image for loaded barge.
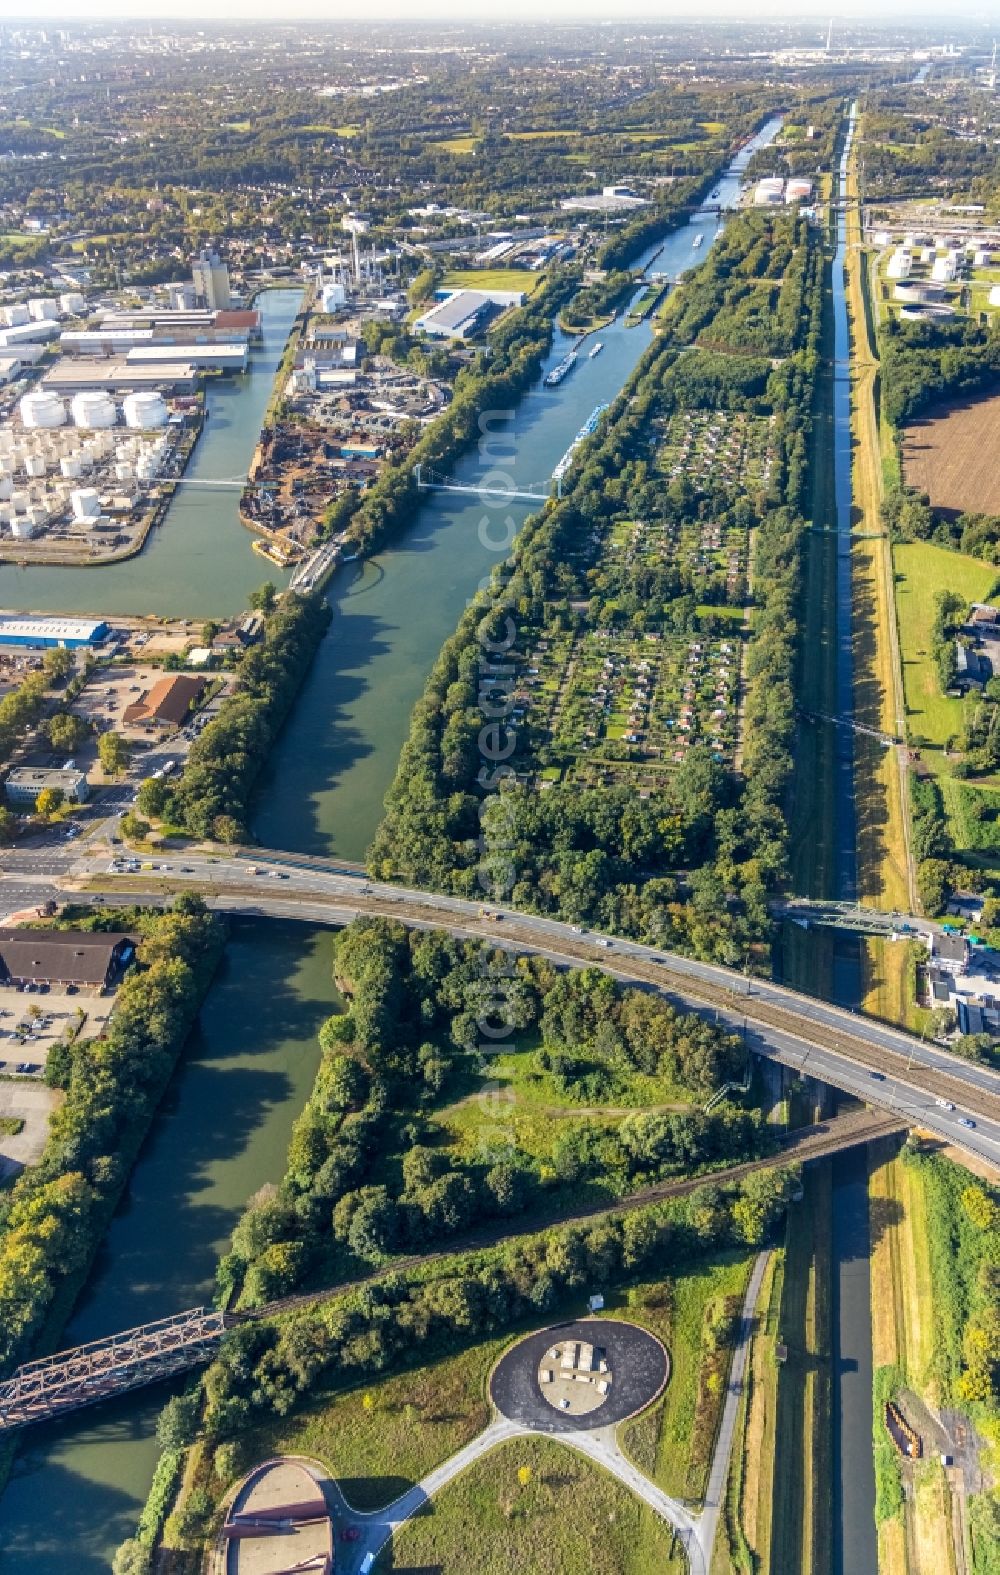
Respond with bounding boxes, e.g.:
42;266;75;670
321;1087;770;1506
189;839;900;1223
544;349;578;387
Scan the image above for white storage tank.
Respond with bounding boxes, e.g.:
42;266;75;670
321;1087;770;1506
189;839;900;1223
27;503;49;527
71;391;117;429
23;454;47;479
10;489;30;513
10;516;37;539
70;487;101;520
59;292;87;317
123;391;169;429
2;304;30;328
114;461;134;481
60;454;84;479
0;476;12;501
321;280;347;312
20;390;66;429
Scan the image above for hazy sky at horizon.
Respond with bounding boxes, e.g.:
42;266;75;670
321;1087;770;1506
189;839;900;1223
2;1;983;22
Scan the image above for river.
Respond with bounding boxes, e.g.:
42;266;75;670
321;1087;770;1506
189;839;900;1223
0;119;781;1569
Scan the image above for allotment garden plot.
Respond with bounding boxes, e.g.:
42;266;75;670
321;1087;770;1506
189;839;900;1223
657;407;778;497
522;624;743;790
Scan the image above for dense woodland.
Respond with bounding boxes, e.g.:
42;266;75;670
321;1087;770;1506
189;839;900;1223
216;918;766;1309
368;211;823;963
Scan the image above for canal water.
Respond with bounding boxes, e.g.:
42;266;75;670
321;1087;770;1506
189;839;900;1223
0;289;302;621
0;120;781;1569
828;104;880;1575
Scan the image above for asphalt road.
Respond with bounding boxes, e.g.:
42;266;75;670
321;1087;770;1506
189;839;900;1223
49;842;1000;1171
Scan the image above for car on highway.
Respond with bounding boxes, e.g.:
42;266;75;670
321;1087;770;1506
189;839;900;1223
936;1098;955;1111
869;1071;885;1081
959;1117;976;1129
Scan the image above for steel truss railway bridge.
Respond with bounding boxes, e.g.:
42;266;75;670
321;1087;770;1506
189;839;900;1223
0;1110;901;1434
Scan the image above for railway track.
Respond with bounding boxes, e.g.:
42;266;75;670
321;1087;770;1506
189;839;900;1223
75;876;1000;1126
247;1108;903;1325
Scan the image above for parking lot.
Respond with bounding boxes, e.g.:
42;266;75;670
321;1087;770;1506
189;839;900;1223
71;663;177;743
0;983;113;1076
0;1080;58;1179
0;984;113;1179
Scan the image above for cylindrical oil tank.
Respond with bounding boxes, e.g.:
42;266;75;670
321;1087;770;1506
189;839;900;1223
70;486;101;520
19;390;66;429
71;391;117;429
122;391;169;429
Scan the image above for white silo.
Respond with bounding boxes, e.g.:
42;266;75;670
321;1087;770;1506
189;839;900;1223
321;279;347;312
20;390;66;429
70;486;101;520
123;391;169;429
71;391;117;429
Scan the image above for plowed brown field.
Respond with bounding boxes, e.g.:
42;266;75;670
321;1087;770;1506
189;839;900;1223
902;394;1000;516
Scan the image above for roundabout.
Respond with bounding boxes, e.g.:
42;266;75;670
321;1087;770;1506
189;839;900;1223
489;1318;669;1434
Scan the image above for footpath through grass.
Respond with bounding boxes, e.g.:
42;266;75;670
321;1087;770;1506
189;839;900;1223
375;1435;685;1573
620;1252;753;1502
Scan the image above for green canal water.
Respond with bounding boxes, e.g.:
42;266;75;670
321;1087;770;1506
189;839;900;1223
0;122;786;1568
0;922;337;1572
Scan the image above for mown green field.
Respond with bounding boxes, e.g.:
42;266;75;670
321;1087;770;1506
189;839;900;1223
442;268;541;294
893;540;996;751
375;1435;684;1573
621;1252;752;1501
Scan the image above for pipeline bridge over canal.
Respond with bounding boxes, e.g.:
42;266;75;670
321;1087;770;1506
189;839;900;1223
0;1108;904;1434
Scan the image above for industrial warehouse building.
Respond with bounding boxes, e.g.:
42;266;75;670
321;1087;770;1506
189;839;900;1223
415;286;525;340
0;929;135;990
0;617;109;649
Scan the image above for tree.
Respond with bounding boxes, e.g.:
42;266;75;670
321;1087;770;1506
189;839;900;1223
517;1465;533;1488
45;712;90;753
249;581;278;614
121;812;149;841
111;1541;151;1575
42;647;74;682
202;621;220;644
0;807;16;844
155;1389;200;1452
98;732;131;779
35;787;64;819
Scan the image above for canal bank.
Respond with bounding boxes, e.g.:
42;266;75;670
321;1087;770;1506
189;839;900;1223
0;122;783;1569
829;106;879;1575
0;922;338;1573
253;118;783;859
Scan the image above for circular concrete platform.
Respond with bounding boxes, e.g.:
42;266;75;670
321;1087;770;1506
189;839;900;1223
490;1318;669;1433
